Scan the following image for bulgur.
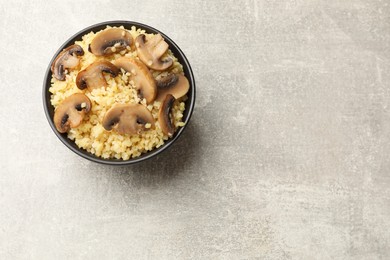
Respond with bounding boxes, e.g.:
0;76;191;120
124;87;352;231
49;26;186;160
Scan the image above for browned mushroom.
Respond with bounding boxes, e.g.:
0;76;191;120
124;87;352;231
156;74;189;102
158;94;176;137
51;45;84;81
76;60;119;90
114;57;157;104
102;104;154;135
135;34;173;71
89;28;133;56
53;93;91;133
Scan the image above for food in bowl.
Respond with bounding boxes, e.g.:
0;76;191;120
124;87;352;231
49;26;189;160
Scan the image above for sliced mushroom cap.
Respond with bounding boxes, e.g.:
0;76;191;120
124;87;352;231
89;28;133;56
135;34;173;71
102;104;154;135
158;94;176;137
76;60;119;90
53;93;91;133
156;74;190;102
51;45;84;81
114;57;157;104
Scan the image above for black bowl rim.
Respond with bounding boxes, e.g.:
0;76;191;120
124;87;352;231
43;20;196;165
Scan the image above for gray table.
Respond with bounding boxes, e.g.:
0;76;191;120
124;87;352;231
1;0;389;259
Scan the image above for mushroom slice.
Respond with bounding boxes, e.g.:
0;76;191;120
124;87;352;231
89;28;133;56
102;104;155;135
51;44;84;81
135;34;173;71
53;93;91;133
156;74;190;102
114;57;157;104
158;94;176;137
76;60;119;90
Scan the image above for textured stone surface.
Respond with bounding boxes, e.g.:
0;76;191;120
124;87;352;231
1;0;390;259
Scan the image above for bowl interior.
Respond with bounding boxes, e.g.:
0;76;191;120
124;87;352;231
43;21;195;165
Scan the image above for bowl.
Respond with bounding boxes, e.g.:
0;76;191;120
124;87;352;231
43;21;196;165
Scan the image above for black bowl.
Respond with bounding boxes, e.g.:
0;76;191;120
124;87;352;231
43;21;196;165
